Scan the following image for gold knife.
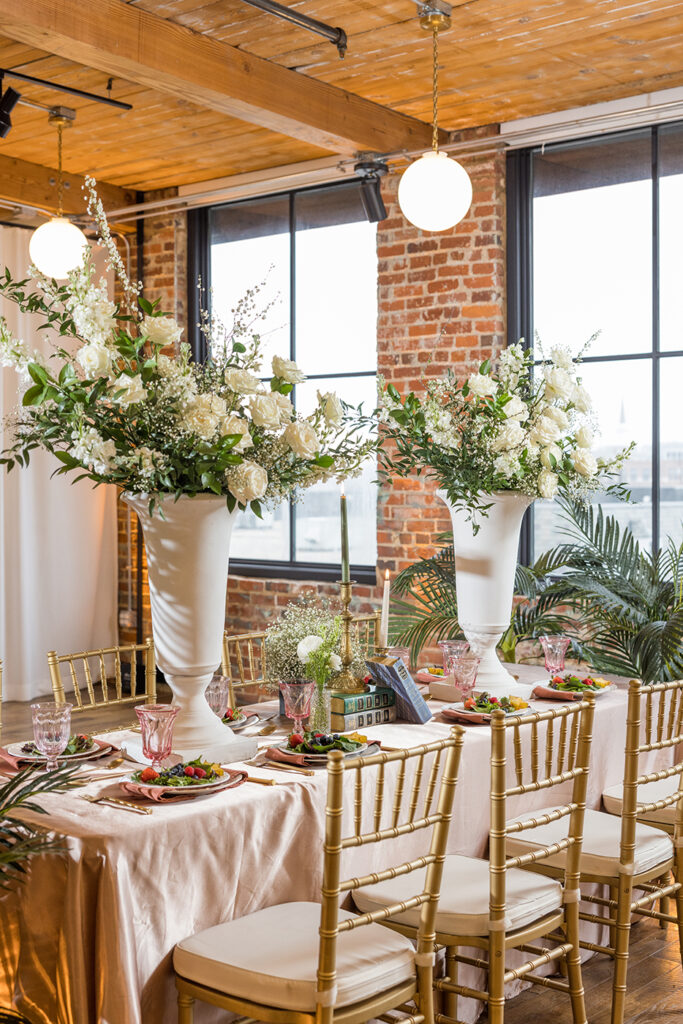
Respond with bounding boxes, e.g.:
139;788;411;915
261;760;316;777
80;794;152;814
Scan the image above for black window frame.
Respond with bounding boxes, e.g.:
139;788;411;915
507;122;683;563
187;181;378;584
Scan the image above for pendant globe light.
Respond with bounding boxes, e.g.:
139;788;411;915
398;4;472;233
29;111;88;279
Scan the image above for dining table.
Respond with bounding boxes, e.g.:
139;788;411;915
0;666;674;1024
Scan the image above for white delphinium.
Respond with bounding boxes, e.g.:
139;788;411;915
66;264;117;347
69;427;117;475
497;342;526;389
0;319;31;371
424;400;459;449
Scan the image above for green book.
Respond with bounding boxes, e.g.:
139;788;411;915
329;686;396;714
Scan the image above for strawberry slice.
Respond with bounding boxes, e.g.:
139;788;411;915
140;767;159;782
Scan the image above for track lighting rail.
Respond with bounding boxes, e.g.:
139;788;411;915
0;67;133;110
238;0;347;58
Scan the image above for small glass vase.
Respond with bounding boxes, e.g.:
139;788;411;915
308;684;331;734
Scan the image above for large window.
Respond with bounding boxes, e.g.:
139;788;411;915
508;124;683;559
188;183;378;581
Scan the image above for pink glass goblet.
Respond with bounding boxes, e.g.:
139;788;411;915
448;654;480;703
205;676;231;719
438;639;470;676
30;701;72;771
540;635;571;676
135;704;179;771
279;681;315;736
386;645;411;670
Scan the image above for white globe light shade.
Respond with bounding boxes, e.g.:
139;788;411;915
29;217;88;279
398;151;473;232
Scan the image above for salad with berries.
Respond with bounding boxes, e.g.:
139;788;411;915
222;707;246;725
21;733;94;756
133;759;225;787
463;693;530;715
548;673;611;693
287;731;367;755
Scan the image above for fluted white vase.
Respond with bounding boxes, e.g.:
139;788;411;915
437;489;534;695
123;493;257;763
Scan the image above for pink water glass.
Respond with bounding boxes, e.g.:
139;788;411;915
30;701;72;771
279;681;315;735
448;654;480;702
135;704;179;771
438;639;470;675
205;676;231;719
540;635;571;675
386;645;411;669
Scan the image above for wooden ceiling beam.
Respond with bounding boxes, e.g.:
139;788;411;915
0;152;136;217
0;0;441;155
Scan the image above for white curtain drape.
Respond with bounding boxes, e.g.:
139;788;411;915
0;227;118;701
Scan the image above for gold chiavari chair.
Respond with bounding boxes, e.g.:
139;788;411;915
352;700;596;1024
47;638;156;715
505;679;682;1024
174;729;465;1024
0;658;3;734
221;612;383;709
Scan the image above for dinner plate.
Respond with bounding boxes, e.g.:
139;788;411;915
7;740;106;763
276;741;368;764
443;704;535;724
545;680;615;698
121;772;240;797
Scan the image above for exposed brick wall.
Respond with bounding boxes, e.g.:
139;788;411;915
116;138;507;665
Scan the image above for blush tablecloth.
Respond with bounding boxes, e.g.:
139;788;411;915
0;668;673;1024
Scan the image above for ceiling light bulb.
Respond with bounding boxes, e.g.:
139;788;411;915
398;151;473;233
29;217;88;279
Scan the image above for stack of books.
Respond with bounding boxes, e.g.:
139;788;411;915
328;685;397;732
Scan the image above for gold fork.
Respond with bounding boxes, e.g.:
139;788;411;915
80;794;152;815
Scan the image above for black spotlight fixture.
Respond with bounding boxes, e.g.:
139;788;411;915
0;82;21;138
354;159;389;223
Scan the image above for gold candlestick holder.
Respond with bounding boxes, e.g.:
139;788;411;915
334;579;366;694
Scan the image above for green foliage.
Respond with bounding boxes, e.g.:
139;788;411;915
0;764;80;891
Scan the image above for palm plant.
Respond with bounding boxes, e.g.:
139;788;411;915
544;499;683;684
390;532;576;664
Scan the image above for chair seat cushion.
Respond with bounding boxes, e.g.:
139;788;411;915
173;901;416;1011
603;777;682;827
353;854;563;937
506;807;674;877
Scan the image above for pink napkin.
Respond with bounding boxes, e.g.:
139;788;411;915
531;685;582;701
264;746;312;766
119;768;248;803
440;707;491;725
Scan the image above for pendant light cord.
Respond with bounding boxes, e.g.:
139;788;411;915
432;22;439;154
57;120;64;217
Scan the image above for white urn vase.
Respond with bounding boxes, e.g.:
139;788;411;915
123;493;257;764
437;490;534;696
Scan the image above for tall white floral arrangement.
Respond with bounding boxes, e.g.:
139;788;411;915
377;341;632;515
0;179;375;514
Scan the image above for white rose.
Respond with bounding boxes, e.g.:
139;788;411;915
284;421;319;459
225;368;261;394
494;452;520;480
112;372;146;406
530;415;561;447
329;653;342;672
182;393;226;440
220;413;252;452
297;634;323;664
573;449;598;478
142;315;183;348
572;384;592;413
550;345;573;370
273;391;294;423
227;460;268;504
318;390;343;427
272;355;306;384
77;343;113;378
467;372;498;398
249;393;281;430
544;366;573;402
544;405;569;431
575;424;593;449
540;444;562;469
538;468;559;499
502;395;529;421
492;420;526;452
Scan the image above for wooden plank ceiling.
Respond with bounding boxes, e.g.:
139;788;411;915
1;0;683;194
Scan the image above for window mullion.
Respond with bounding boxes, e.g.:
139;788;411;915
651;125;661;554
289;190;297;565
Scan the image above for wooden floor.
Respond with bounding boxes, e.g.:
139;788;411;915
1;696;682;1022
